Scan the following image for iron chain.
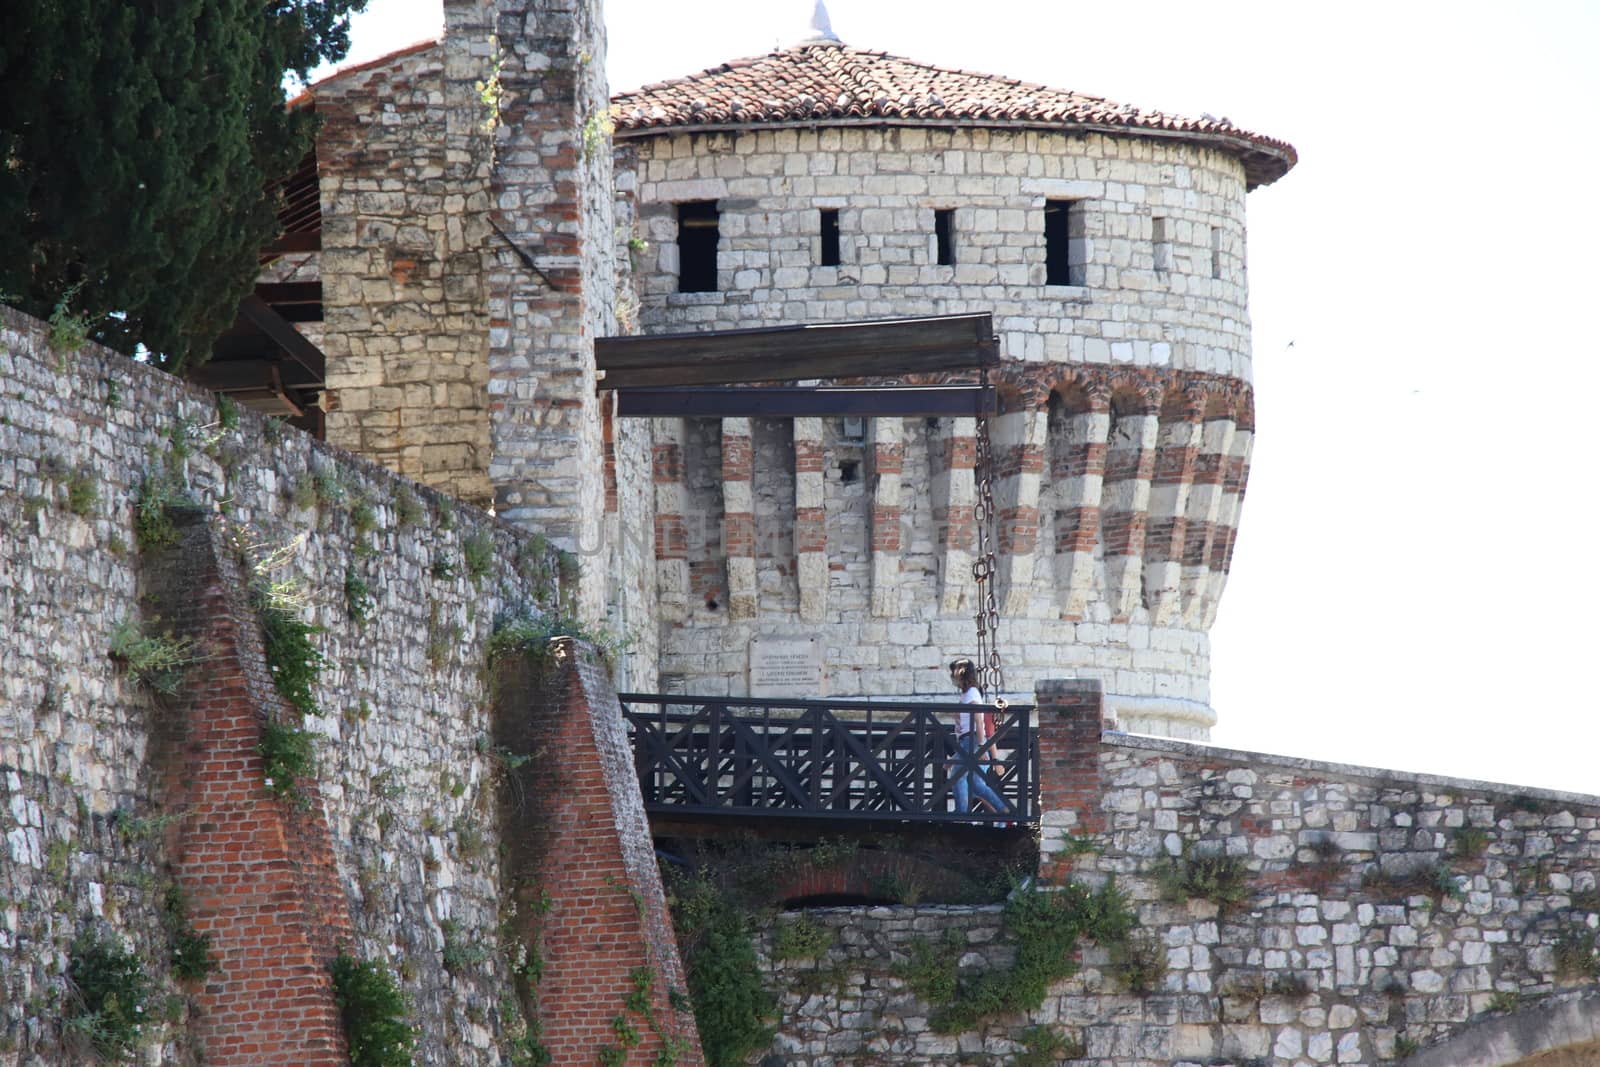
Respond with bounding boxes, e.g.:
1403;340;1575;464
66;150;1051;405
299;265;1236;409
971;369;1006;697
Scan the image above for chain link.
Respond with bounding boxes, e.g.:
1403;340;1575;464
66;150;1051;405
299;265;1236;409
971;369;1006;697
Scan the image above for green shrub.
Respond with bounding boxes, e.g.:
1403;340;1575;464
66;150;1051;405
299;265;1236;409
253;589;324;717
1487;989;1521;1013
441;918;490;975
65;932;151;1058
463;532;495;583
331;952;415;1067
1015;1024;1083;1066
929;878;1136;1034
65;468;98;516
108;618;196;695
344;569;374;624
895;931;963;1005
395;488;424;527
216;394;241;430
1553;925;1599;980
771;916;834;962
133;472;192;548
1454;826;1491;860
1155;845;1253;911
685;906;775;1067
489;613;626;673
259;720;316;805
349;499;378;536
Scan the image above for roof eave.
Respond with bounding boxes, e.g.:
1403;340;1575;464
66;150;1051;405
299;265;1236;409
612;116;1295;188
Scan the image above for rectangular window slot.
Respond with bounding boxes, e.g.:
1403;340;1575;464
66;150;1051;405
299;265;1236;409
1210;225;1223;279
677;201;720;292
934;208;955;266
819;208;841;266
1152;215;1172;273
1044;200;1087;286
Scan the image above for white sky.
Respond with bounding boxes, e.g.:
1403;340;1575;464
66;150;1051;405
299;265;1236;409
316;0;1600;796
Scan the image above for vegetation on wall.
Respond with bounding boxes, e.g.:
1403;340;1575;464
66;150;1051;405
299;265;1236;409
913;877;1139;1034
64;931;152;1058
0;0;369;370
331;952;415;1067
1154;844;1253;911
252;585;325;718
108;617;196;696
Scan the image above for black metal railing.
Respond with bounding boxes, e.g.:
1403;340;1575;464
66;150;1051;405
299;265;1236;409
619;694;1037;824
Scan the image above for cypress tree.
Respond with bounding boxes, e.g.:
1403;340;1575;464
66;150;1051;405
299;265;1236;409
0;0;365;370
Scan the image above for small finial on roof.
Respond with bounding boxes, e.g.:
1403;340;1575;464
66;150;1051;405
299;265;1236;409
800;0;842;45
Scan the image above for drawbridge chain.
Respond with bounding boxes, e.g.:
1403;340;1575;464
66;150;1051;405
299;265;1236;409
971;368;1006;697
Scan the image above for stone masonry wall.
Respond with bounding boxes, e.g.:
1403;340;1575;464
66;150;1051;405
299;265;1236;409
622;126;1253;379
651;385;1248;738
316;37;496;507
620;125;1257;736
0;306;573;1064
480;0;617;622
310;0;657;682
749;681;1600;1066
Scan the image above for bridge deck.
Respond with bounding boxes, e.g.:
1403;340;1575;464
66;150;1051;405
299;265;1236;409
619;694;1038;826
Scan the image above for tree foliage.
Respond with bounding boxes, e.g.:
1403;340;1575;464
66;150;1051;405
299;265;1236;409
0;0;366;370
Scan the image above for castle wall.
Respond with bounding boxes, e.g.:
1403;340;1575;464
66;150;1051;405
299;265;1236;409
309;0;657;683
0;307;577;1063
618;126;1258;734
316;38;496;508
751;681;1600;1066
477;0;617;622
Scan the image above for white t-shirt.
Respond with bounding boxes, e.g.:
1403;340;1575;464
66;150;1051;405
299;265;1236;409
957;686;982;735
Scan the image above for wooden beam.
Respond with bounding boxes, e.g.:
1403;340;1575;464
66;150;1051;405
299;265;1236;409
254;281;322;307
261;231;320;256
614;385;996;418
596;313;997;389
237;294;326;382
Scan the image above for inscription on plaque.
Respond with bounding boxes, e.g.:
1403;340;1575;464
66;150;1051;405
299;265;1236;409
749;637;824;698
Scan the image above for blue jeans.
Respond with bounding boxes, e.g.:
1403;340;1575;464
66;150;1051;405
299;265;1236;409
953;733;1009;814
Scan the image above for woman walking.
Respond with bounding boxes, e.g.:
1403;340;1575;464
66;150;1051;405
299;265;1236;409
947;658;1011;818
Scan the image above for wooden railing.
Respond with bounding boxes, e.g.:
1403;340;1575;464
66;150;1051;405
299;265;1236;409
618;695;1037;824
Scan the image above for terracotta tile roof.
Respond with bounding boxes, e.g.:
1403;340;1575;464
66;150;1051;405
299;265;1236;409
612;43;1295;188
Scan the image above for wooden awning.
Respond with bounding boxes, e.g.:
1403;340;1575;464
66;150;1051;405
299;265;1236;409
596;313;997;390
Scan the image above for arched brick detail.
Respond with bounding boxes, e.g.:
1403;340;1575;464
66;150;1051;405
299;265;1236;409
771;852;974;905
1408;995;1600;1067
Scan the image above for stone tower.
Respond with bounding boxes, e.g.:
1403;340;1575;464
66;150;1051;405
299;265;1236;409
610;18;1294;738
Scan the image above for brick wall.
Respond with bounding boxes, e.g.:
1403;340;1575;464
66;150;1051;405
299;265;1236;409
495;640;703;1066
148;511;351;1063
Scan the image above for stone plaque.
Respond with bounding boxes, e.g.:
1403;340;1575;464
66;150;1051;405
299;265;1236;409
749;636;824;698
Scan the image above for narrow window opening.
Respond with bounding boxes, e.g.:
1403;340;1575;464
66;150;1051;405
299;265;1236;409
1044;199;1087;286
818;208;841;266
677;201;720;292
934;208;955;265
1151;215;1171;273
1210;225;1223;280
